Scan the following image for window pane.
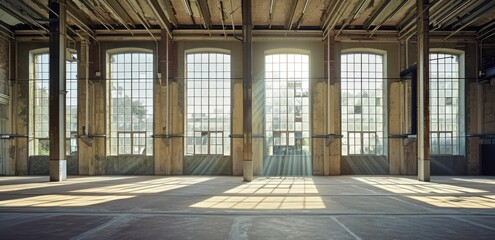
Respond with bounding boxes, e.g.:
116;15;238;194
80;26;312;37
429;53;460;155
341;53;384;156
265;54;310;157
185;52;231;156
30;52;78;156
109;52;153;155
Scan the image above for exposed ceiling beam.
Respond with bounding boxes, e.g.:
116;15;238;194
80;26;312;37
197;0;212;28
107;0;136;27
368;0;408;37
78;0;114;30
285;0;299;30
296;0;311;29
323;0;350;38
336;0;371;36
268;0;277;28
450;0;495;30
215;0;227;38
445;0;495;40
0;21;14;39
0;0;48;32
478;18;495;39
157;0;178;27
96;0;134;30
66;1;94;32
127;0;151;28
182;0;193;16
147;0;173;38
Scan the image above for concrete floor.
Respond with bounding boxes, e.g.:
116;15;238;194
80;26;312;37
1;175;495;239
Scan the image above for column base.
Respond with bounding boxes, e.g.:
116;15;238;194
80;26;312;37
418;159;430;182
50;159;67;182
243;160;253;182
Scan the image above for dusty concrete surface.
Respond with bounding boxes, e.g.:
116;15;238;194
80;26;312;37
1;175;495;239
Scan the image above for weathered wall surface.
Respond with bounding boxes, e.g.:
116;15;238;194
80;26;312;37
10;36;486;176
0;38;11;175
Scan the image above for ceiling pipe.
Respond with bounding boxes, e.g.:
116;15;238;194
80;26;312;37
95;0;133;32
398;0;444;37
444;15;482;40
215;0;227;39
268;0;277;28
182;0;193;16
368;0;408;38
0;1;49;33
450;0;495;30
363;0;391;29
79;0;114;30
478;19;495;39
229;0;242;41
321;0;344;30
157;0;178;26
336;0;370;37
323;0;350;39
147;0;173;39
125;1;159;42
127;0;152;28
108;0;138;27
432;0;474;28
196;0;212;30
285;0;299;30
296;0;311;29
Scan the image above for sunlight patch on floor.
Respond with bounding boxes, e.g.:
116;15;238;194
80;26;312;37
191;196;325;209
354;177;487;194
0;194;135;207
0;176;137;192
72;177;213;194
191;177;325;209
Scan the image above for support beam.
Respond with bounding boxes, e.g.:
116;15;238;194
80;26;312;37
49;0;67;181
417;0;430;182
242;0;253;182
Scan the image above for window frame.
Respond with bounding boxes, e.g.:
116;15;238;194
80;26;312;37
184;50;232;156
264;51;311;157
429;49;465;156
340;50;387;156
106;48;154;156
29;48;78;156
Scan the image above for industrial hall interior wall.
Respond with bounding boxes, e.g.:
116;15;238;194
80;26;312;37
0;33;494;177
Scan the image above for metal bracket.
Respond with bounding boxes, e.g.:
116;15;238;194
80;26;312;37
151;134;184;138
0;134;28;139
312;134;343;146
229;134;243;138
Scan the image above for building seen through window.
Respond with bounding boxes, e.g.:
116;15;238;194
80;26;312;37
185;52;231;156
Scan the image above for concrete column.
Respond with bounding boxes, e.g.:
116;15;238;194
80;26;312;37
49;0;67;181
77;37;94;175
242;0;253;181
417;0;430;181
155;30;171;175
326;36;341;175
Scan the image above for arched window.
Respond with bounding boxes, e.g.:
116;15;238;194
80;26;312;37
29;50;78;155
429;52;464;155
265;53;310;156
107;51;153;155
185;52;231;156
341;52;385;156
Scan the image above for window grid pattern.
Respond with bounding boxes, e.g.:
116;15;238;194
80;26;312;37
185;53;231;156
341;53;384;155
109;53;153;155
265;54;310;156
31;53;78;155
429;53;460;155
66;58;78;154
